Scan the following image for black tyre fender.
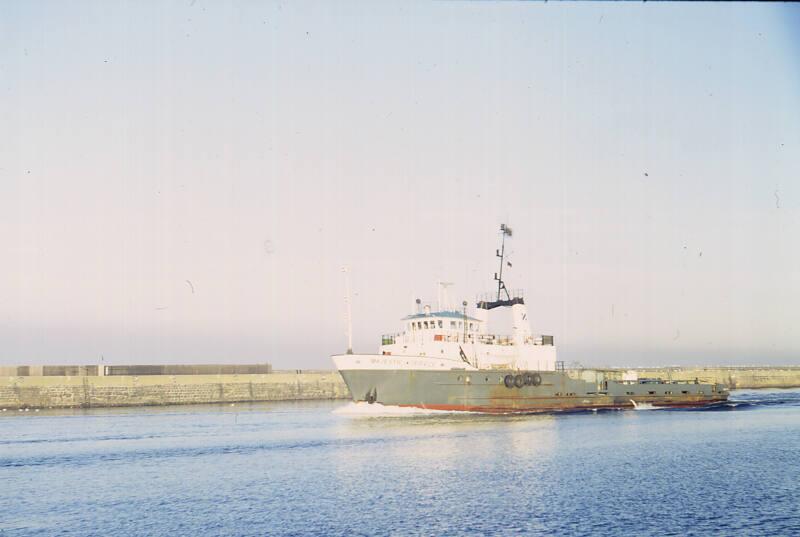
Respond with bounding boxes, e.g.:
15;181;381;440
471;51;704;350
503;374;515;388
523;372;535;386
532;373;542;386
514;374;525;388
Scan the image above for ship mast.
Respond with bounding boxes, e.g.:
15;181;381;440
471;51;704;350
342;266;353;354
495;224;512;301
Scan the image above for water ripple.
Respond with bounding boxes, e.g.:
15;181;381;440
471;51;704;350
1;390;798;536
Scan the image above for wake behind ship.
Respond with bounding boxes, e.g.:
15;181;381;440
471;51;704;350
332;225;728;413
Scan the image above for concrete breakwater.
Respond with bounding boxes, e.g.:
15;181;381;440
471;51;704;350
634;366;800;390
0;371;349;410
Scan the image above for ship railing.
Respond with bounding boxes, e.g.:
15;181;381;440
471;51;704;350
384;333;484;345
618;379;703;385
476;335;514;346
383;332;556;347
475;289;525;304
474;334;555;346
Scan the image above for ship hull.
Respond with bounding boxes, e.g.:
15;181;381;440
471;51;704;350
335;365;728;413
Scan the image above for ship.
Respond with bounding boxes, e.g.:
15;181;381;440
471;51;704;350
332;225;729;413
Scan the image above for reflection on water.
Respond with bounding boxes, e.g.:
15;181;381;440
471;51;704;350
1;390;799;536
330;402;559;478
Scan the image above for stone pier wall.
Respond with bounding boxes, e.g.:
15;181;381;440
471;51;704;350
0;372;350;410
634;367;800;389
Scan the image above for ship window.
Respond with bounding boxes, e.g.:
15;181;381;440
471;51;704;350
416;322;422;329
469;323;474;331
450;321;456;329
423;321;429;329
648;391;655;395
682;390;689;394
438;320;443;328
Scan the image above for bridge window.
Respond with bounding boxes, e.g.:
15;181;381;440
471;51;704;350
423;321;429;329
438;320;443;328
450;321;456;329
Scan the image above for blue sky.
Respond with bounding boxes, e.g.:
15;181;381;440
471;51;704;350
1;1;798;368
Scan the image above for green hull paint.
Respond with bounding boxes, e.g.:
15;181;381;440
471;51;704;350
338;369;728;413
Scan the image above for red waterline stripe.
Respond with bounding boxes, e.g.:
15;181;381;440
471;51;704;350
397;399;727;414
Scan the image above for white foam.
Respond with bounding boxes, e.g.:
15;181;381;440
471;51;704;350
333;401;462;417
630;400;663;411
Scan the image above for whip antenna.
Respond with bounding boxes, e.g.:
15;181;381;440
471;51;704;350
342;266;353;354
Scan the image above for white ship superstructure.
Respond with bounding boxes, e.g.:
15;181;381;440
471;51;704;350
334;224;555;373
371;295;556;371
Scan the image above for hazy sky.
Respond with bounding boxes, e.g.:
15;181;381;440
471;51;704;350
1;2;799;368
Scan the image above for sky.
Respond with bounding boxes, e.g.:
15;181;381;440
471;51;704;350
1;1;799;369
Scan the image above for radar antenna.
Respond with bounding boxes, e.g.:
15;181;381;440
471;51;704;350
494;224;513;301
437;281;454;311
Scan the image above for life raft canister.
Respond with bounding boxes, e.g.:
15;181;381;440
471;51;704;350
532;373;542;386
514;374;525;388
503;374;515;388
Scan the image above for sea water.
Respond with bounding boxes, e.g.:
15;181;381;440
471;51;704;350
1;389;799;536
